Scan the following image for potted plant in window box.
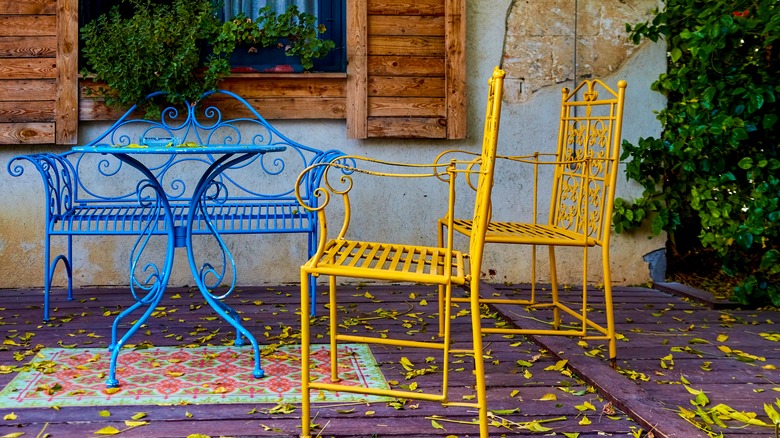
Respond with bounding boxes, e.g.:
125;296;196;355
79;0;335;116
211;5;336;73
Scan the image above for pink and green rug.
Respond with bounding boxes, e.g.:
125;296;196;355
0;344;390;407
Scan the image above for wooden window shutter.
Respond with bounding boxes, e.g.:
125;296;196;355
346;0;466;139
0;0;78;145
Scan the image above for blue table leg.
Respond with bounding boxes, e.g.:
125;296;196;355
185;153;265;380
105;154;176;388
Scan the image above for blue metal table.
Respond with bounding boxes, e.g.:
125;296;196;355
72;143;286;387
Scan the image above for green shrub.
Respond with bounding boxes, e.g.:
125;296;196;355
80;0;228;112
616;0;780;306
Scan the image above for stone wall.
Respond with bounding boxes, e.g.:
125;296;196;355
502;0;661;103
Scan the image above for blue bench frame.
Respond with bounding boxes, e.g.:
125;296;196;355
8;90;343;321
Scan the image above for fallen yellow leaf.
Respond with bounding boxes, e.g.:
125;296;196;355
124;420;148;427
93;426;121;435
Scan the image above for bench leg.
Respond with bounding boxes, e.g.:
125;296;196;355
42;234;73;322
66;235;74;301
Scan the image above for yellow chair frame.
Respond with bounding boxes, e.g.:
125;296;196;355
437;78;627;363
295;67;505;438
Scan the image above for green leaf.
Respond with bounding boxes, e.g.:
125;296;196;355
669;48;682;62
734;230;754;250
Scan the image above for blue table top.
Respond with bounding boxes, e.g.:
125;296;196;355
72;144;287;155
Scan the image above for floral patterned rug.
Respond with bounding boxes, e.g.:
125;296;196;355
0;344;390;407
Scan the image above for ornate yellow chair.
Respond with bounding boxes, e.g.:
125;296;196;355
295;67;505;438
437;79;627;363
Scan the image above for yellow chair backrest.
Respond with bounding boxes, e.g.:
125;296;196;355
550;79;627;246
468;67;505;264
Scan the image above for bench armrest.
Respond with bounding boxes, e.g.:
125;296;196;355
8;152;76;218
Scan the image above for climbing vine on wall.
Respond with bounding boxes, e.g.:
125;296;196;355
614;0;780;306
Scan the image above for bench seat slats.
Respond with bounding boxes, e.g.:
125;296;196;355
51;202;312;235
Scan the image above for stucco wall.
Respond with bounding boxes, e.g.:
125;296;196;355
0;0;666;290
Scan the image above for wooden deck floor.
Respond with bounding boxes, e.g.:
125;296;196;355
0;282;777;437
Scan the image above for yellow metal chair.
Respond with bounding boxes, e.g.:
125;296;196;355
437;78;627;364
295;67;505;438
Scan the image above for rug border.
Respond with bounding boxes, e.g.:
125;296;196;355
0;344;392;408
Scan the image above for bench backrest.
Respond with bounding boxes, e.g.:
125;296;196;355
63;90;342;208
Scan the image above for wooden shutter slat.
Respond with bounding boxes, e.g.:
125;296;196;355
0;36;57;58
367;0;445;16
368;15;445;36
367;117;446;138
0;0;56;15
0;79;56;100
368;97;445;117
0;16;56;37
368;77;445;97
0;101;55;122
0;122;54;144
367;56;445;76
368;36;445;56
0;59;57;79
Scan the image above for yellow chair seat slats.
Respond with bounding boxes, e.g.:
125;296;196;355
306;239;466;284
450;219;598;246
295;67;506;438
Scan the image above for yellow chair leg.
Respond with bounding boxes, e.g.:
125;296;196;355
437;221;446;337
530;244;537;304
580;246;589;334
468;282;489;437
329;276;340;382
300;271;312;438
602;247;617;365
548;246;561;329
440;282;454;400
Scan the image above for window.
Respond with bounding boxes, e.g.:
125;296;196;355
78;0;345;72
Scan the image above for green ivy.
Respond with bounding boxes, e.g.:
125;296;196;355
616;0;780;306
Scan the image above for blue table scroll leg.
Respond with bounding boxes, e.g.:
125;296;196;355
105;154;176;388
186;153;265;379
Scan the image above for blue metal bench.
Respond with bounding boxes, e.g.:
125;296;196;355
8;90;343;322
